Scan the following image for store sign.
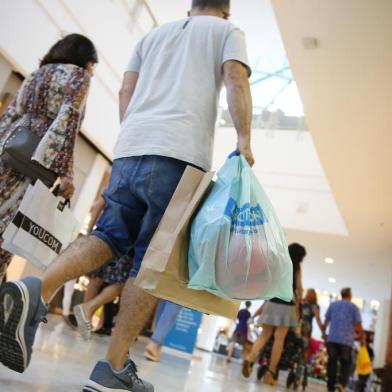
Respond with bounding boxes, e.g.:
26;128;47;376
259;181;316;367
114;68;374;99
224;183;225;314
164;308;202;354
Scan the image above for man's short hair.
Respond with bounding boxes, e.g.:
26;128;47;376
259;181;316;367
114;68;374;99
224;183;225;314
245;301;252;308
341;287;352;299
192;0;230;10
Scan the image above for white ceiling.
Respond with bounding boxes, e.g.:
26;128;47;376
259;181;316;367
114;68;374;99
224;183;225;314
146;0;286;64
271;0;392;300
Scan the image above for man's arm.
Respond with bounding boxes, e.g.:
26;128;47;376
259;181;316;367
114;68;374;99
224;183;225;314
313;307;324;332
295;267;304;303
322;319;330;341
322;306;331;338
119;71;139;123
223;60;255;166
356;322;365;344
86;195;106;233
253;303;264;318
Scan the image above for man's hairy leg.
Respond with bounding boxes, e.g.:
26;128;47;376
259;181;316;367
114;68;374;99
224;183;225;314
106;277;158;370
42;236;113;302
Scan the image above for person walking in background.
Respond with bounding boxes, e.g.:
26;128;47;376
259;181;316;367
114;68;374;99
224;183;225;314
355;334;373;392
0;34;98;283
144;300;183;362
242;243;306;386
302;288;323;338
0;1;254;391
74;253;133;340
226;301;252;363
322;287;364;392
71;195;133;340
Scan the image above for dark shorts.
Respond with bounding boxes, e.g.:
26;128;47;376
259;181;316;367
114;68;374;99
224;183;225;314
89;253;134;284
231;330;247;345
92;155;190;278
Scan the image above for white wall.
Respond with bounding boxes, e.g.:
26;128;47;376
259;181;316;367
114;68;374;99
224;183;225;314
373;299;391;368
0;0;153;158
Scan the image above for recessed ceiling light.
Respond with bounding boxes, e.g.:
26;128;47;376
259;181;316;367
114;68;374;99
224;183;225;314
302;37;319;50
328;277;336;283
325;257;334;264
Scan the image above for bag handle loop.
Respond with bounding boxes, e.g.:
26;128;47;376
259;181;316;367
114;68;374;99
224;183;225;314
52;184;71;209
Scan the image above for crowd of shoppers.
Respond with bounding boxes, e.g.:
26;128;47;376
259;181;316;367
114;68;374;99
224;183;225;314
242;243;306;385
0;1;375;392
230;241;367;392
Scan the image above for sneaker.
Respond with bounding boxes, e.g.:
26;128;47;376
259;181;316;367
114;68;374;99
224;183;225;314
74;304;92;340
144;342;161;362
241;359;254;378
0;277;47;373
83;359;154;391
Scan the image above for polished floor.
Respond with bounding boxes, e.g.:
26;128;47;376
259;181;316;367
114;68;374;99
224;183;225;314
0;315;327;392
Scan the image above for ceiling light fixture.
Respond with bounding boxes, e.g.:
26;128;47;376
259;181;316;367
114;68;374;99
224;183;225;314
328;277;336;283
325;257;334;264
302;37;319;50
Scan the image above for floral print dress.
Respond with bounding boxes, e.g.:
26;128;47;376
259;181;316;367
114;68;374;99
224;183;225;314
0;63;90;277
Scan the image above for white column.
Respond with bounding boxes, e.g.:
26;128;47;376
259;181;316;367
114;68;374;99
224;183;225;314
196;315;220;351
196;314;237;352
72;154;109;222
373;299;391;368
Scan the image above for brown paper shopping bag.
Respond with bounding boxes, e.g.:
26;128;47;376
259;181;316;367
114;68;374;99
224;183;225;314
135;166;240;319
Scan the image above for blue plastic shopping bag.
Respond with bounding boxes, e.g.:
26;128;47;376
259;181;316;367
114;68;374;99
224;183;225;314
188;154;293;301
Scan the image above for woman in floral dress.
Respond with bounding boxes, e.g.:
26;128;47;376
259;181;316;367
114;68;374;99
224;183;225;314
0;34;98;281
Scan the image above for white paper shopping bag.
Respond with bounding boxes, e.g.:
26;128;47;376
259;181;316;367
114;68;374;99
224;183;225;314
2;180;81;270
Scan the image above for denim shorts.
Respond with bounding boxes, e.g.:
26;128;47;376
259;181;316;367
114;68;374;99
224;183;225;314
92;155;192;277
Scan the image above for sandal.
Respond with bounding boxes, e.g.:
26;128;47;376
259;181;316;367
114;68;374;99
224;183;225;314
241;359;254;378
263;369;278;386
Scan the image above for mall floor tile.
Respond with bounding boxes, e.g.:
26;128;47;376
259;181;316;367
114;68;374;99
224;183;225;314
0;315;327;392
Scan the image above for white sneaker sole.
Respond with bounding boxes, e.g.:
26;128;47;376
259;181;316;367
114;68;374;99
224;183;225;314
83;379;132;391
0;280;30;372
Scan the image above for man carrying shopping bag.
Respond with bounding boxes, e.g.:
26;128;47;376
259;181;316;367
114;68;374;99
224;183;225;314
0;1;254;391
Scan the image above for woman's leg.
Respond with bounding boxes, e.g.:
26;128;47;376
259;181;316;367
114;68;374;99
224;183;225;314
153;300;166;326
150;301;182;346
83;283;124;319
269;325;289;373
246;324;275;362
226;341;236;361
84;276;104;303
145;301;182;362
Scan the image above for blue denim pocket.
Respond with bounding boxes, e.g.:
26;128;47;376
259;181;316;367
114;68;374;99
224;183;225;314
104;158;127;197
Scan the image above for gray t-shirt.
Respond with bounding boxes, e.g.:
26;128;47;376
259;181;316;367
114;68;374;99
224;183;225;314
113;16;250;171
